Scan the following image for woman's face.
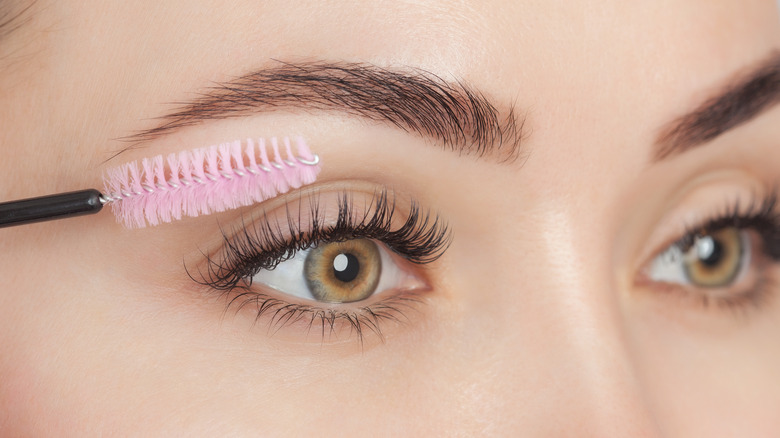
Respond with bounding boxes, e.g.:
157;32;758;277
2;0;780;435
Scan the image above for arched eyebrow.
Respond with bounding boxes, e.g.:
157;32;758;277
121;61;525;162
654;51;780;161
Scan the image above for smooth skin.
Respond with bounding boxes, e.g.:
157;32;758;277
2;0;780;436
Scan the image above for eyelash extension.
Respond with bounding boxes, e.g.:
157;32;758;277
667;190;780;310
188;189;450;342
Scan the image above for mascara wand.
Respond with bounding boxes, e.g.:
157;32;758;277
0;137;321;229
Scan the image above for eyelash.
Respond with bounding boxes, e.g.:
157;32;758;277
188;189;450;342
661;190;780;310
188;187;779;337
676;191;780;257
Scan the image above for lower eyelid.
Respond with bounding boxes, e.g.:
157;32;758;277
214;286;428;345
635;233;777;313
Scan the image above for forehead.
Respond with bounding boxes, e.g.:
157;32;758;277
58;1;779;108
38;1;780;67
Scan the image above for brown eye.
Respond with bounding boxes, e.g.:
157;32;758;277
648;226;753;289
304;239;382;303
683;228;745;287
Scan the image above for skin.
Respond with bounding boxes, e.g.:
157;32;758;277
1;0;780;435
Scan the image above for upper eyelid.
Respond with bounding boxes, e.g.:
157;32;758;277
628;175;771;266
179;181;393;252
188;187;450;292
636;191;780;277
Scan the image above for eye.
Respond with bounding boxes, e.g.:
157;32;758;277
637;190;780;311
251;238;423;303
648;227;750;288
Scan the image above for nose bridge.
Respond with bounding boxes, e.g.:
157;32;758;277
540;207;661;436
481;207;663;435
541;289;660;436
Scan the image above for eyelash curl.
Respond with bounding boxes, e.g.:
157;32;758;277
188;189;451;343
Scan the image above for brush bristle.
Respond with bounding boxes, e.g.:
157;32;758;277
103;137;322;228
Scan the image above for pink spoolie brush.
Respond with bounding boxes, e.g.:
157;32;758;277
0;137;321;229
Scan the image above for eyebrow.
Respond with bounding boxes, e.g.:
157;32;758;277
0;1;37;41
654;51;780;161
121;61;524;162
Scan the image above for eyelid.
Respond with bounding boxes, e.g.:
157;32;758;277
181;180;402;253
221;288;430;347
633;174;768;271
182;184;446;345
189;183;449;292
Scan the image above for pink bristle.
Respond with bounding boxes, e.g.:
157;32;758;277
213;148;231;213
245;138;259;172
152;156;167;187
271;137;285;170
295;136;315;161
230;140;251;206
127;162;146;228
256;138;277;199
244;138;265;203
104;165;129;224
166;153;181;187
221;146;238;209
294;137;321;185
177;150;197;218
211;144;229;211
258;138;271;168
151;156;172;224
128;162;143;196
231;140;244;171
280;137;303;188
217;143;235;209
141;158;159;225
190;149;206;181
269;137;291;194
141;158;155;189
165;153;183;221
204;146;223;212
102;137;321;228
189;148;209;216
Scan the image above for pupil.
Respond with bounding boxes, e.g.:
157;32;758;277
332;252;360;282
697;236;723;268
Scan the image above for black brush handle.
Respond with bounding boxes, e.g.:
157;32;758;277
0;189;104;228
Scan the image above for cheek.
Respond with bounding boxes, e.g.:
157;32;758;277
625;307;780;434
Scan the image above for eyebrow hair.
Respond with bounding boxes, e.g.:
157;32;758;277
654;51;780;161
122;61;524;162
0;0;36;41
